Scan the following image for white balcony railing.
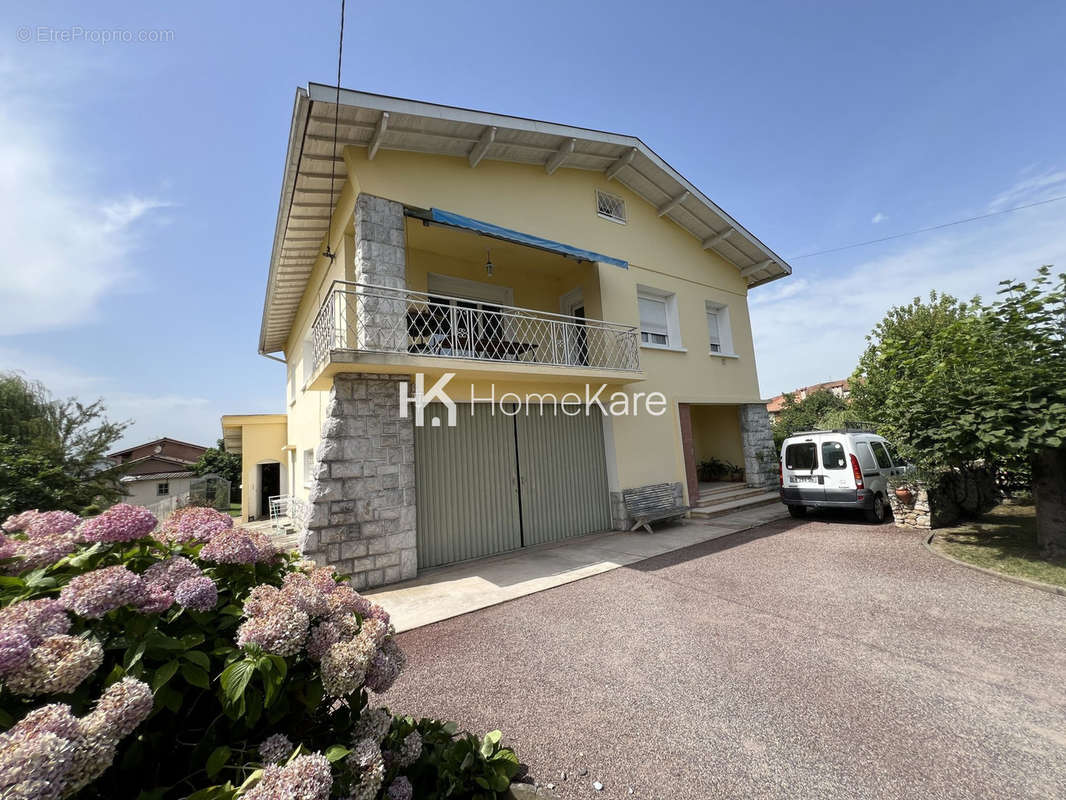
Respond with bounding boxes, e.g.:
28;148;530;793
311;281;640;373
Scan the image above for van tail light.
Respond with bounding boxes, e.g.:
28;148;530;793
850;454;864;489
779;461;783;486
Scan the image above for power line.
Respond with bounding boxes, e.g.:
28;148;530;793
789;193;1066;260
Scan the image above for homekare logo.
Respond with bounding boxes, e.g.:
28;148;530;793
399;373;668;427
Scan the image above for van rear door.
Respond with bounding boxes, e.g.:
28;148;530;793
819;436;856;502
782;437;824;503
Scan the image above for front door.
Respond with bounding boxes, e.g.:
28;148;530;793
259;462;280;519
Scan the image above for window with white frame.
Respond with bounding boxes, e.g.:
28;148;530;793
156;482;169;496
303;449;314;488
596;189;626;224
637;286;682;349
705;301;734;355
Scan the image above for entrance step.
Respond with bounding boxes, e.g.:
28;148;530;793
690;491;780;518
696;484;772;505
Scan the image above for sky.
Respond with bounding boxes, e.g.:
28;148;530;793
1;1;1065;448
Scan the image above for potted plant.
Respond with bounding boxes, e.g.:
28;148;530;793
697;457;726;482
727;461;745;482
894;486;915;504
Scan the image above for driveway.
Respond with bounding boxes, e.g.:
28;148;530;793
380;515;1066;799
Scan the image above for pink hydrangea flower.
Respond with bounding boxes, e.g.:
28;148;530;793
142;557;203;591
236;604;310;656
3;531;79;574
0;627;32;675
85;678;154;738
319;627;378;697
0;598;71;644
4;634;104;696
0;534;15;560
199;528;276;565
2;510;41;533
174;576;218;611
156;506;234;544
325;584;373;619
59;566;148;618
258;733;294;765
364;636;406;694
387;776;413;800
135;583;175;615
24;510;81;538
243;753;333;800
78;504;157;543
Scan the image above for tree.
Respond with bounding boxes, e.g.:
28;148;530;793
851;267;1066;552
771;388;849;447
192;439;242;501
0;373;129;516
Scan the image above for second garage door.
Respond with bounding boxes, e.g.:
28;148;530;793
415;404;612;568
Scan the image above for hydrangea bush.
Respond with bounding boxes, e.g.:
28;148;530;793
0;505;519;799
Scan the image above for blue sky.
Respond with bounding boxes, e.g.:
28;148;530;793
2;0;1065;448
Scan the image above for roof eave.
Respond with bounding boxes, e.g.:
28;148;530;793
258;87;312;355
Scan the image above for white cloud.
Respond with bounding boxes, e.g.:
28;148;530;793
752;171;1066;398
0;70;169;335
987;167;1066;211
871;212;887;224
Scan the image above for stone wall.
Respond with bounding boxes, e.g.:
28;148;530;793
738;404;777;488
352;194;407;352
300;373;417;589
889;468;999;530
609;482;685;531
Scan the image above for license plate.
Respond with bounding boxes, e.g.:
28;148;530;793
791;475;814;484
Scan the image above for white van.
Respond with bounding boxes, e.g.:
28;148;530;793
778;430;907;523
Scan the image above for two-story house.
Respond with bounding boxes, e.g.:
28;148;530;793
224;86;791;589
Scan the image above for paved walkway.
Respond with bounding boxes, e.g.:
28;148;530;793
365;503;786;632
380;514;1066;799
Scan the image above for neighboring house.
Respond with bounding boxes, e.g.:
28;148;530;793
766;379;851;422
109;437;209;508
224;86;792;589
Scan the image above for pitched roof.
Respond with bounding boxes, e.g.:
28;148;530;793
259;86;793;354
120;471;197;483
108;437;208;459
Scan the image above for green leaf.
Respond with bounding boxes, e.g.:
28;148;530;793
206;745;231;778
181;662;211;689
183;649;211;670
324;745;350;763
219;659;256;703
152;660;180;692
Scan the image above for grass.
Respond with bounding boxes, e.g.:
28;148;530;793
228;502;242;520
933;502;1066;589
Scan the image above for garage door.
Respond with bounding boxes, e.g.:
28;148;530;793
415;404;612;568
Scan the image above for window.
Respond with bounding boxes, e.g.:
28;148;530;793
637;286;682;349
156;482;169;496
885;442;906;466
870;441;893;469
857;443;878;472
638;296;670;346
785;442;818;470
821;441;847;470
595;190;626;224
303;449;315;488
705;302;734;355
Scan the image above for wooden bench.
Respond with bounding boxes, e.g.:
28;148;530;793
622;483;690;533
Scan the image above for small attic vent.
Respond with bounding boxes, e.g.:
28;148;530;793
596;190;626;224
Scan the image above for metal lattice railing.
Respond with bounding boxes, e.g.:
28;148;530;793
311;281;641;373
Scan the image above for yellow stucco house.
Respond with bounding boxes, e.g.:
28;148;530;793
224;86;791;589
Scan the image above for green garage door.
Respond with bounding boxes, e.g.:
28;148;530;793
515;409;612;547
414;404;521;569
415;404;612;568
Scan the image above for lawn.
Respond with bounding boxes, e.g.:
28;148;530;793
228;501;242;519
933;502;1066;589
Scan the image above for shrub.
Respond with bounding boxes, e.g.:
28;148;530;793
0;505;519;799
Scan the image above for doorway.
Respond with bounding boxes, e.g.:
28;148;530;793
258;462;281;519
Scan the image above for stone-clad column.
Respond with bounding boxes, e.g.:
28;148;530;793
738;404;777;488
353;194;407;353
300;373;417;589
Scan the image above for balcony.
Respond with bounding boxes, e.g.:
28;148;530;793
310;281;641;382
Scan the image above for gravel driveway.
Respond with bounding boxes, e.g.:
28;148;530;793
380;515;1066;799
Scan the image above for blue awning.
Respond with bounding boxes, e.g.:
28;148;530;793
428;208;628;269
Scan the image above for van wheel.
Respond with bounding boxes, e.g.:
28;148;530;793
864;494;886;524
788;505;808;519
